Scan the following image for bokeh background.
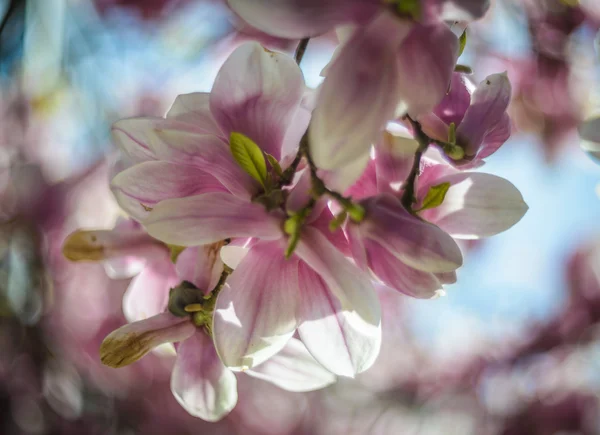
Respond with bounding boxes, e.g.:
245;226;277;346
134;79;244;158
1;0;600;433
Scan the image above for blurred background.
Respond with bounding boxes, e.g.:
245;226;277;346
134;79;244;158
1;0;600;433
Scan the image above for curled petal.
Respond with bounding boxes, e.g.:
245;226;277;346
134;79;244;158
227;0;375;39
309;12;408;170
295;227;381;327
176;243;225;292
213;242;299;370
419;172;528;239
361;239;445;299
297;262;381;377
432;72;471;127
62;228;167;262
143;193;282;246
456;73;512;157
246;338;336;392
166;93;223;136
210;42;304;160
171;331;238;422
360;194;463;273
123;259;178;323
397;23;459;116
111;161;227;221
100;313;194;368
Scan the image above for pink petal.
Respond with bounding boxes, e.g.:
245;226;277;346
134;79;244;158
456;73;512;157
62;228;168;262
362;239;445;299
296;262;381;377
397;23;459;116
419;172;528;239
285;170;326;221
319;150;371;194
227;0;376;39
343;158;378;200
359;194;463;273
375;130;419;189
111;161;227;221
213;241;299;370
210;42;305;160
113;117;254;198
295;227;381;328
100;313;195;368
432;72;471;127
123;259;179;323
166;92;223;136
176;244;225;292
307;206;351;256
143;192;282;246
246;338;336;392
309;12;408;170
171;330;237;422
475;112;512;162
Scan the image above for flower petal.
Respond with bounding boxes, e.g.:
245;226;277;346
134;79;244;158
166;92;223;136
143;192;282;246
111;161;227;221
213;241;299;370
295;227;381;328
123;259;178;323
375;130;419;189
419;172;528;239
210;42;304;160
176;243;225;292
579;117;600;160
438;0;491;22
171;330;238;422
296;262;381;377
359;194;463;273
363;239;445;299
309;12;408;170
432;72;471;127
62;228;168;262
246;338;336;392
456;73;512;157
100;313;195;368
113;117;254;198
397;23;459;116
227;0;375;39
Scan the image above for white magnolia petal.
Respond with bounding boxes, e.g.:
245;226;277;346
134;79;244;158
213;242;299;370
210;42;304;160
420;172;528;239
143;193;282;246
246;338;336;392
171;331;238;422
297;263;381;377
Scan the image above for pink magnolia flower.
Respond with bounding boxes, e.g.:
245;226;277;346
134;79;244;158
109;42;382;377
344;132;527;299
64;224;336;422
418;71;512;168
227;0;492;172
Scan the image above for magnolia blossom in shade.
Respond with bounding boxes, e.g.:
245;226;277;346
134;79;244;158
227;1;486;173
578;116;600;161
418;72;512;168
109;42;382;376
79;232;336;422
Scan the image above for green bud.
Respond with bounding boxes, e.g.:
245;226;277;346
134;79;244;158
448;122;456;145
443;143;466;160
347;203;365;223
414;182;451;212
168;281;203;317
329;211;347;232
454;64;473;74
458;30;467;58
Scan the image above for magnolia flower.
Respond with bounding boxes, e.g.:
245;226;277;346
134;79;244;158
64;226;336;421
418;72;512;168
109;42;382;377
228;0;493;172
344;132;527;298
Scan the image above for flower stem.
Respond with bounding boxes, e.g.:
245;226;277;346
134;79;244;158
294;38;310;65
401;117;430;210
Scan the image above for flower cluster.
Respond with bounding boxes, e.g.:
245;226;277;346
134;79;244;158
63;0;528;422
